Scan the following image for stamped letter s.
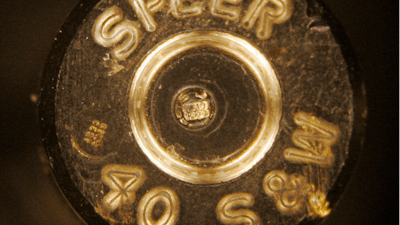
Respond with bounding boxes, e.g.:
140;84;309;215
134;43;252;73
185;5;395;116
216;193;261;225
92;6;140;61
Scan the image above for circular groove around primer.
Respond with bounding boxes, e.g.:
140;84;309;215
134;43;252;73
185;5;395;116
128;31;282;184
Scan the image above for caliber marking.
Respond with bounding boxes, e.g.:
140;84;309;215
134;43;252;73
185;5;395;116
84;120;108;147
101;164;146;212
128;0;166;32
242;0;293;40
283;112;340;167
92;6;141;61
137;186;180;225
169;0;204;19
263;170;331;217
210;0;243;21
216;193;261;225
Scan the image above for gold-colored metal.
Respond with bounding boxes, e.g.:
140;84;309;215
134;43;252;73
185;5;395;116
128;31;282;184
173;86;216;129
263;170;332;217
307;190;331;218
169;0;204;19
283;112;340;167
92;6;141;61
216;192;261;225
101;164;146;212
71;135;117;160
137;186;180;225
84;120;108;147
92;0;293;62
128;0;166;32
45;0;358;223
210;0;243;21
241;0;293;39
263;170;313;215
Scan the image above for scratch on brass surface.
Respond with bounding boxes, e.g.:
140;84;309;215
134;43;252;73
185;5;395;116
71;136;116;160
102;53;125;76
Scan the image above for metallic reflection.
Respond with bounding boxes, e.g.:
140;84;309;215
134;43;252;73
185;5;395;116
129;31;282;184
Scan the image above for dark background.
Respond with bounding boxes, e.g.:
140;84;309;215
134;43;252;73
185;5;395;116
0;0;398;224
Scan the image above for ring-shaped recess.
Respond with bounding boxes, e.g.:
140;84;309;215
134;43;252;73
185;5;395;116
128;31;282;184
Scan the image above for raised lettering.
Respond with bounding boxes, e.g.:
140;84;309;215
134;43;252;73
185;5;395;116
137;186;180;225
216;193;261;225
242;0;293;40
128;0;166;32
169;0;203;19
210;0;243;21
92;6;140;61
283;112;340;167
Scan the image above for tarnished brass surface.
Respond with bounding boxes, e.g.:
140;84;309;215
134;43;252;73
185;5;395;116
40;0;360;224
128;31;282;184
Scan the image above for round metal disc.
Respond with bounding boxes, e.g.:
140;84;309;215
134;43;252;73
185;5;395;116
40;0;366;224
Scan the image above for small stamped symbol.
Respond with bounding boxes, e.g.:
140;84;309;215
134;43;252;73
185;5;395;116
101;164;146;212
182;98;210;121
173;86;216;129
84;120;108;147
